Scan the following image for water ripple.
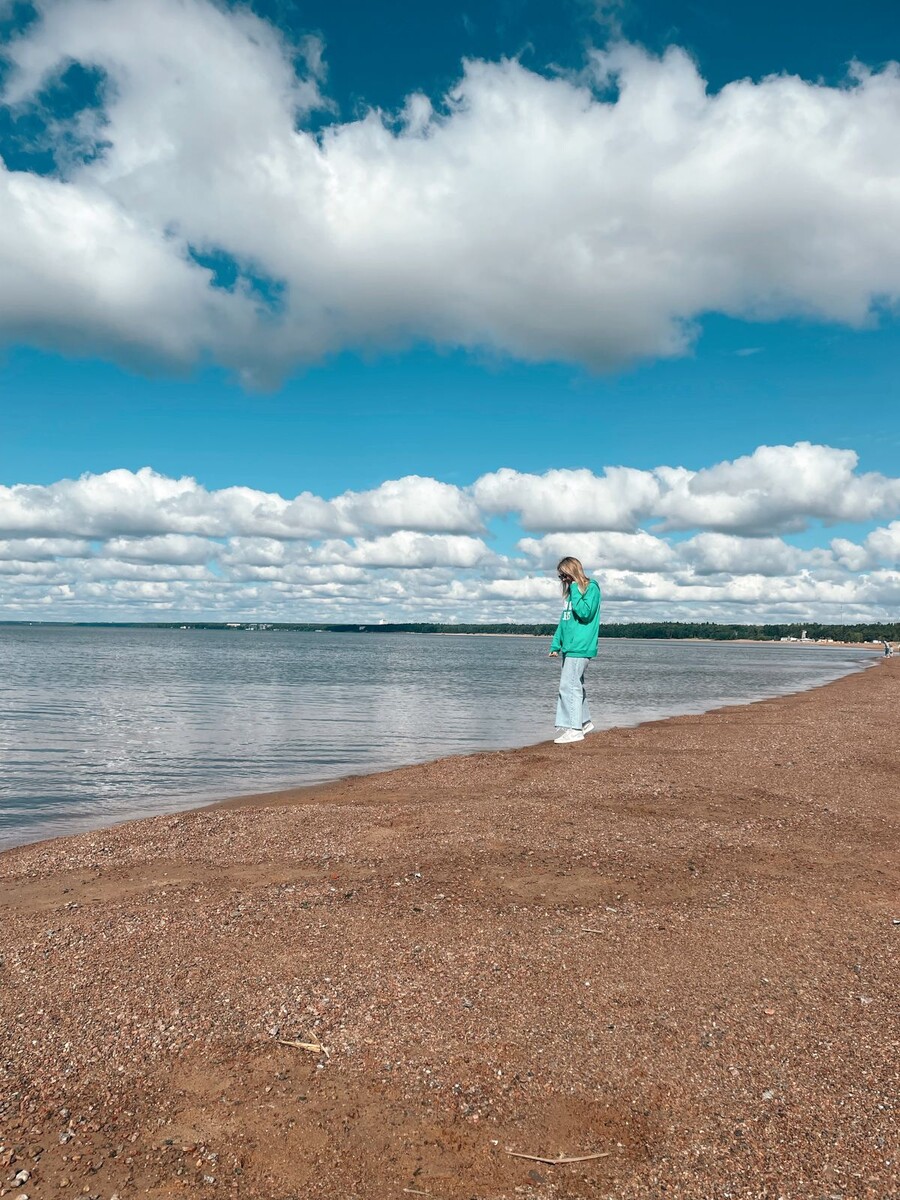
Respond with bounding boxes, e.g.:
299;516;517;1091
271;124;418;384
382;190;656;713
0;627;874;850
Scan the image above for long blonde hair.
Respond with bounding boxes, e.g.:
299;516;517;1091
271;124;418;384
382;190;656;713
557;556;590;598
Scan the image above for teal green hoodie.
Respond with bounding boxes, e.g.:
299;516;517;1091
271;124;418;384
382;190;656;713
550;579;601;658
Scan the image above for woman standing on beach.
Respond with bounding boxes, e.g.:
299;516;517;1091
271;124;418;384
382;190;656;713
549;556;601;744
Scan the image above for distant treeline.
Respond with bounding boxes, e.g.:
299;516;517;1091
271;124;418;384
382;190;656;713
237;621;897;641
595;621;898;642
12;620;897;641
308;620;892;641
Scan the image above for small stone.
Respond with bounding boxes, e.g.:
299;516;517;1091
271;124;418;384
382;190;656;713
761;1089;775;1101
12;1173;28;1186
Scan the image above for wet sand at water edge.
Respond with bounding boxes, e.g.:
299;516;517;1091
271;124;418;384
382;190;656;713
1;660;898;1199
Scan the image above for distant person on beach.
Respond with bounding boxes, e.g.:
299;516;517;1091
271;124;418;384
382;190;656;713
883;640;893;657
548;556;602;744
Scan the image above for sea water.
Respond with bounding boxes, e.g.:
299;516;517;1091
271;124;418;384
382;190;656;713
0;626;875;850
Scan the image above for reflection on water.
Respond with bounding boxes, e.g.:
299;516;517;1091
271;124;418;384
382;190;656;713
0;627;875;849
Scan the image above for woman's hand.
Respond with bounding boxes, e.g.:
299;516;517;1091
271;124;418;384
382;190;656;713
548;651;559;657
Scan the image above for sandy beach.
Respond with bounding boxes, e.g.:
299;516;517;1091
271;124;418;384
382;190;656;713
1;661;897;1200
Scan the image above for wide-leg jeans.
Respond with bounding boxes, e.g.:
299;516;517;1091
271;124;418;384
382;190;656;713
556;653;591;730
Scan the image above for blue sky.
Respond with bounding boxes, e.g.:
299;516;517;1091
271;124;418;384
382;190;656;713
1;0;899;623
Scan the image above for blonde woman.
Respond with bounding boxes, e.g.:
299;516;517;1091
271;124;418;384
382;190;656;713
548;556;601;744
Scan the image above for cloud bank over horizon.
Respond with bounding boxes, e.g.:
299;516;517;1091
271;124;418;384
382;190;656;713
3;0;900;380
1;442;898;624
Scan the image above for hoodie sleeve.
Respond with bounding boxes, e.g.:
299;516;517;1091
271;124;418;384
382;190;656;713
550;617;563;652
570;580;600;623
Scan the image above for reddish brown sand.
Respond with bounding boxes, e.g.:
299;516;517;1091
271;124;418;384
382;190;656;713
1;661;898;1200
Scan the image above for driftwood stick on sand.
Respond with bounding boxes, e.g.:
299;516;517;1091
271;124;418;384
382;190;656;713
506;1149;611;1164
276;1037;327;1054
581;927;605;934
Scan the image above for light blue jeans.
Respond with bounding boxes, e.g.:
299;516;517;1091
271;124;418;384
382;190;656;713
556;653;591;730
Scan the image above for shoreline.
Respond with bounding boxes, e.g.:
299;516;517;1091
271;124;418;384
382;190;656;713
1;661;897;1198
203;652;880;818
0;647;878;855
438;633;890;653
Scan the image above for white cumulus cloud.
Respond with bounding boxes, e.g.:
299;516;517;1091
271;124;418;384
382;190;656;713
474;467;661;531
473;443;900;536
518;530;675;571
677;533;822;577
0;536;91;560
315;531;494;569
861;521;900;565
102;535;220;564
3;3;900;375
0;468;476;541
655;443;900;533
0;443;898;622
333;477;482;535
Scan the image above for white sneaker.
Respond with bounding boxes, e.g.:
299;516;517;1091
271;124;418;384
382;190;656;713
554;728;584;744
582;721;595;734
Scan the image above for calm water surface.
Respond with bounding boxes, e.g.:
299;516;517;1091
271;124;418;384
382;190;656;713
0;627;875;849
